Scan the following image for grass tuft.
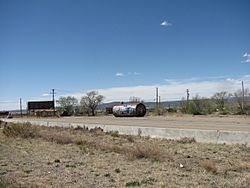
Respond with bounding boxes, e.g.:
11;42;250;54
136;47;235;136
126;135;135;142
125;180;141;187
126;143;164;162
3;122;38;139
177;137;196;144
200;159;217;174
108;130;119;137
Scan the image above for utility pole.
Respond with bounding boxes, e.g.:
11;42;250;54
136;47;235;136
20;98;22;117
186;89;190;103
156;87;159;108
51;89;56;116
186;89;190;110
242;81;245;113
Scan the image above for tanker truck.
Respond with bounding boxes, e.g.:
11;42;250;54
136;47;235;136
112;103;146;117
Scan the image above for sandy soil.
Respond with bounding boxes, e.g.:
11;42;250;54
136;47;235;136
0;123;250;188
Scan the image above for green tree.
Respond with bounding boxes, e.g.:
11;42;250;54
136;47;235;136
80;91;104;116
57;96;78;116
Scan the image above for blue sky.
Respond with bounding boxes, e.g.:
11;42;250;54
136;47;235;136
0;0;250;110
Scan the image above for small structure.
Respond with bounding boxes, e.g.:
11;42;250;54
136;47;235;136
27;101;55;117
113;103;146;117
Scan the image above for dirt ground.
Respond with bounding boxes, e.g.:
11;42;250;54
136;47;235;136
0;122;250;188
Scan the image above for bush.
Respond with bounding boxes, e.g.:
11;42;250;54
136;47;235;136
39;130;74;145
167;107;178;113
177;137;196;144
53;133;74;144
153;105;166;116
108;130;119;137
181;95;215;115
3;123;38;139
126;135;135;142
0;180;15;188
125;180;141;187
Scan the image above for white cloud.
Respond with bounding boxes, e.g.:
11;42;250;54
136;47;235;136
115;72;124;77
95;77;248;102
160;20;172;26
42;93;50;97
243;52;250;63
116;72;142;77
64;75;250;103
164;76;228;85
133;72;142;76
1;75;250;111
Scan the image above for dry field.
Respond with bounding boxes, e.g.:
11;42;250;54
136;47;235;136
0;121;250;188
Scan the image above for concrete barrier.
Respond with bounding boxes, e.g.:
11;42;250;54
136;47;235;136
2;118;250;146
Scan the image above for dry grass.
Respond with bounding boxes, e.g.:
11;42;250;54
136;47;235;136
176;137;196;144
0;180;15;188
200;159;218;174
38;130;75;145
107;130;119;137
3;122;38;139
0;120;7;128
1;121;250;187
2;122;165;162
125;135;135;142
126;143;165;161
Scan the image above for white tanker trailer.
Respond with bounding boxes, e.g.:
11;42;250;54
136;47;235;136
112;103;146;117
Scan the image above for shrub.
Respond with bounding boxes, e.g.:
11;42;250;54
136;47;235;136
107;130;119;137
167;107;178;113
37;127;76;145
115;168;121;173
3;123;38;139
141;177;157;185
54;159;60;163
125;180;141;187
53;134;74;144
153;105;166;116
126;135;135;142
177;137;196;144
74;125;88;131
0;180;15;188
181;95;215;115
